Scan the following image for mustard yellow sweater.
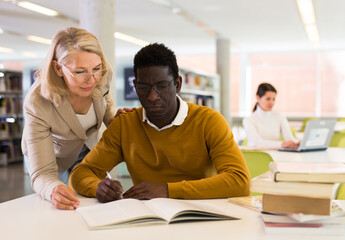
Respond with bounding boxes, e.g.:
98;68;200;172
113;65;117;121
70;103;250;199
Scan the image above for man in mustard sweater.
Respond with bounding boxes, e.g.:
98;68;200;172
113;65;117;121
70;43;250;203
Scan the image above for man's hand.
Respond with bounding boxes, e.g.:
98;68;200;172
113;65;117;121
123;182;168;200
51;185;80;210
96;178;124;203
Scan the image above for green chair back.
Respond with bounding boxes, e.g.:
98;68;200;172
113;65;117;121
241;138;248;146
329;132;345;148
336;184;345;200
241;150;274;196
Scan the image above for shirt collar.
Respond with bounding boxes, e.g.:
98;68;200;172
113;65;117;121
142;95;188;131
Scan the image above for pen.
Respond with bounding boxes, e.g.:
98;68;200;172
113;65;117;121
106;171;123;199
106;171;113;180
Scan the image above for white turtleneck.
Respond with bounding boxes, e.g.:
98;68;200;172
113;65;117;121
242;105;297;148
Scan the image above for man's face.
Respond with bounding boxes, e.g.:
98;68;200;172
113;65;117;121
134;66;181;128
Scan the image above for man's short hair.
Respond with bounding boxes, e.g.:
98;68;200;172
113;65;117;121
133;43;179;82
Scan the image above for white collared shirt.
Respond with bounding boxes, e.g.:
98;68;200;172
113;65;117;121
142;95;188;131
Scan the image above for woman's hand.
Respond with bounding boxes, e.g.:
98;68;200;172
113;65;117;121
108;108;135;124
51;185;80;210
281;140;300;149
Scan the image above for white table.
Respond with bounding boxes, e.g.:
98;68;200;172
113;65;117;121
1;194;345;240
264;147;345;163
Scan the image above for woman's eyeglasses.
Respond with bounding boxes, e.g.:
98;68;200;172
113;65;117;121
61;64;105;83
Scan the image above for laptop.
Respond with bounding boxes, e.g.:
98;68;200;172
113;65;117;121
278;119;337;152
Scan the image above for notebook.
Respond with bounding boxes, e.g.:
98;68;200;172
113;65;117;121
278;119;336;152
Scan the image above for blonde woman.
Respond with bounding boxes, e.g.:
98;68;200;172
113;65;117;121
22;27;125;210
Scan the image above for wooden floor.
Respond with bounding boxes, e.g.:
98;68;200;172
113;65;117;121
0;162;34;203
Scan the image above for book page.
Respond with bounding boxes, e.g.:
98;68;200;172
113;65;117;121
144;198;236;222
77;198;164;229
227;196;262;212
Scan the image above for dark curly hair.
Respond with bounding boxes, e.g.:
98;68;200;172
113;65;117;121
133;43;179;83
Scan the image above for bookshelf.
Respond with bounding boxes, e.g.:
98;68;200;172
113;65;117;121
0;70;23;166
179;67;220;112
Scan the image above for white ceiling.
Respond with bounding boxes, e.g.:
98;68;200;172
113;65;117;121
1;0;345;61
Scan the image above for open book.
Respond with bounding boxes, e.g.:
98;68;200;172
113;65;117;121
77;198;239;229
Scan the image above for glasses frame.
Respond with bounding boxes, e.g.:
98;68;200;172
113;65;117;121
60;64;105;83
134;79;175;95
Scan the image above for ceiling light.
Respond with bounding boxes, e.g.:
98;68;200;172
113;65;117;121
17;1;58;17
149;0;172;7
297;0;315;24
296;0;320;48
27;35;52;45
171;7;182;14
0;47;14;53
22;51;38;57
114;32;150;47
305;24;320;42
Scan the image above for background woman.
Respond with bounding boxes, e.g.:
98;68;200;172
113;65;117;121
242;83;299;149
22;27;123;210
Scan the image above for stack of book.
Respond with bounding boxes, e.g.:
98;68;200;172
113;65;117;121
260;202;345;235
250;162;345;234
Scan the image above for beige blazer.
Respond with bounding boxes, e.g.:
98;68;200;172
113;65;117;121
21;79;116;201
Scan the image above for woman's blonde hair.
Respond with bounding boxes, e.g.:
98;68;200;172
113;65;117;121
37;27;112;105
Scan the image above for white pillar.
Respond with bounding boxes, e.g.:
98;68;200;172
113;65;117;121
239;52;251;116
79;0;116;105
216;38;231;124
315;51;321;117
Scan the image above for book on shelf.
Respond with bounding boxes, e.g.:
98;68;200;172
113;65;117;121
5;73;22;91
227;196;262;212
262;193;331;216
76;198;239;230
269;162;345;183
250;171;337;198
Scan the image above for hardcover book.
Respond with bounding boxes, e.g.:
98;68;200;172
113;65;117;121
250;171;336;198
269;162;345;183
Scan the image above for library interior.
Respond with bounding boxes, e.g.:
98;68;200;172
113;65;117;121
1;0;345;239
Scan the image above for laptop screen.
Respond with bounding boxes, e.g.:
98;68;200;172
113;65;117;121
300;119;337;150
305;128;331;147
